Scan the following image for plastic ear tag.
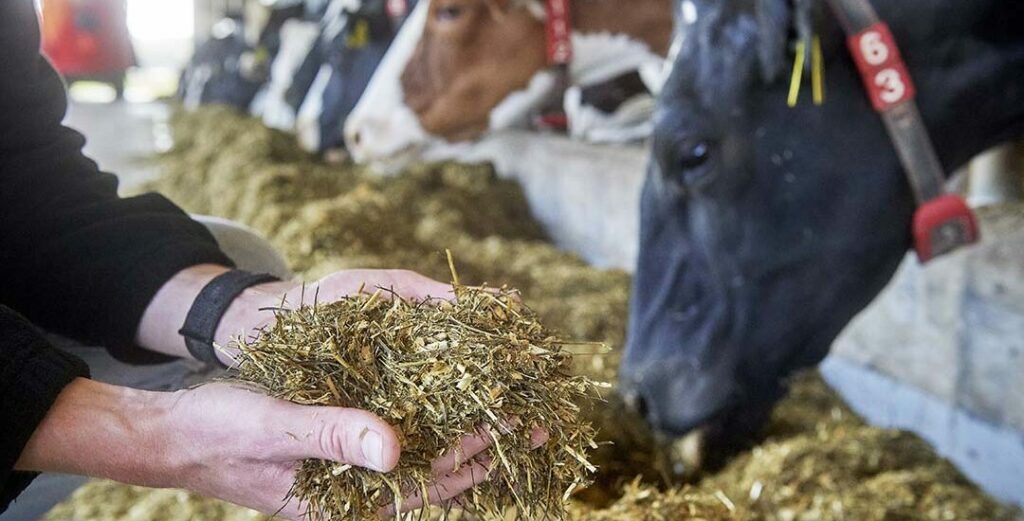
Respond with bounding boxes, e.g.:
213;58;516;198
346;19;370;49
848;23;915;112
787;35;825;108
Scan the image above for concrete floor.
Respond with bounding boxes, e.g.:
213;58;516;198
64;99;171;191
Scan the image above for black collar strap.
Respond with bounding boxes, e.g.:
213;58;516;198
179;270;281;368
824;0;979;263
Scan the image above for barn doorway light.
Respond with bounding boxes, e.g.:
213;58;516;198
126;0;194;42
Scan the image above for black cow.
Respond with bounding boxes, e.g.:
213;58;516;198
295;0;416;154
619;0;1024;458
179;2;309;110
178;15;264;109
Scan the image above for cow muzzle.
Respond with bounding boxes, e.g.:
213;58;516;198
344;103;431;164
619;350;741;438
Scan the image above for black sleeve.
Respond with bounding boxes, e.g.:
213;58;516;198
0;306;90;511
0;0;235;364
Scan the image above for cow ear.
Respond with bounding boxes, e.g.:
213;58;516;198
754;0;791;82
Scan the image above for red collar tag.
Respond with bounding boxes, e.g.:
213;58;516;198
847;23;916;111
545;0;573;66
828;0;980;263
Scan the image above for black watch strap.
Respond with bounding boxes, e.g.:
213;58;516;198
179;270;280;368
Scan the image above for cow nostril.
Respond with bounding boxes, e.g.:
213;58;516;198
634;393;650;420
352;130;363;147
621;387;650;419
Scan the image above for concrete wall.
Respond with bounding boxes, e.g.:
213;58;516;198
449;131;1024;507
453;131;648;271
827;210;1024;506
833;210;1024;433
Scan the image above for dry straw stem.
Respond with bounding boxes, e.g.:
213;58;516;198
232;266;600;521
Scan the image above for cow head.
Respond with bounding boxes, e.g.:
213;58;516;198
345;0;676;164
400;0;549;139
620;0;1024;456
346;0;553;162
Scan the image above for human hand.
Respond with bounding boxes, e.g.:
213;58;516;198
16;378;545;520
161;383;547;519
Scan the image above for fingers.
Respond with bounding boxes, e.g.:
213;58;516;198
376;424;548;518
312;269;456;304
430;426;496;476
430;418;547;476
386;270;457;302
268;405;401;473
379;455;496;518
528;427;550;449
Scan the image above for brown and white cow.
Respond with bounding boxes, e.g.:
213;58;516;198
344;0;674;163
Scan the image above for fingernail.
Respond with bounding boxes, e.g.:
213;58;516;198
360;428;385;471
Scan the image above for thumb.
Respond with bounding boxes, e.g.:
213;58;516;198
271;405;402;472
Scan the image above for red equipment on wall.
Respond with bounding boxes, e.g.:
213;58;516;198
40;0;136;96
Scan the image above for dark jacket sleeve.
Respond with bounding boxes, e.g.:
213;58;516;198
0;306;90;511
0;0;235;363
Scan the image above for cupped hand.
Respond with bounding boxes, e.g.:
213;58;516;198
197;269;548;518
161;383;545;520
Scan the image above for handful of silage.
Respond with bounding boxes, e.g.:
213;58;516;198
232;283;599;520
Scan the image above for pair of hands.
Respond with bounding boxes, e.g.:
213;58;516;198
200;269;546;518
18;269;545;520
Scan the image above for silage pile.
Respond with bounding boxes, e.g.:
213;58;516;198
149;106;629;378
45;107;1020;521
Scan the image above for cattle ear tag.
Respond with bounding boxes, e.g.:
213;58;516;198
786;35;825;108
913;194;980;263
346;19;370;49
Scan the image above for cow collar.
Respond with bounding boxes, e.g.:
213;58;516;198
529;0;573;130
824;0;979;263
544;0;573;66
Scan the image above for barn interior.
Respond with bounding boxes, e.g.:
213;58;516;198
2;0;1022;520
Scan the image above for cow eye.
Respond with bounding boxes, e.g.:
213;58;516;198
669;137;715;190
679;140;710;171
435;5;464;21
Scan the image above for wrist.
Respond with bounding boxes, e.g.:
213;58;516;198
214;280;297;366
15;379;175;487
137;264;232;358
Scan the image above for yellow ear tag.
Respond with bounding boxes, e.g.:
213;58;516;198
787;35;826;107
812;35;825;105
346;19;370;49
787;41;806;108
